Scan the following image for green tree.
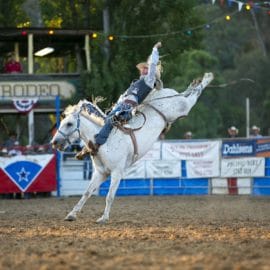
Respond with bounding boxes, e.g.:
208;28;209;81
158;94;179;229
0;0;26;27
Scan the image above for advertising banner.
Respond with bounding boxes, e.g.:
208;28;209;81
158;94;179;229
162;140;220;160
222;140;256;157
146;160;181;178
0;154;56;193
255;138;270;157
186;159;220;178
220;157;265;177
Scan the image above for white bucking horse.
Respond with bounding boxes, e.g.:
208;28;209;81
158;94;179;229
51;72;214;223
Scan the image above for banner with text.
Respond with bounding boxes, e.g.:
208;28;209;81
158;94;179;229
162;140;220;160
186;159;220;178
146;160;181;178
255;138;270;157
222;140;256;157
221;157;265;177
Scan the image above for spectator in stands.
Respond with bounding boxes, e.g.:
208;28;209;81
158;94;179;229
8;141;22;156
250;125;263;138
184;131;193;139
0;147;8;157
37;145;46;154
227;126;238;138
3;131;18;150
4;53;23;73
24;145;35;155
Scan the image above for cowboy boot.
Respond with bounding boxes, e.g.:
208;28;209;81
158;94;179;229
75;146;90;160
88;141;100;156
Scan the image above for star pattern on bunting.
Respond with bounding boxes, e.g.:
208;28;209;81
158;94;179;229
16;167;31;182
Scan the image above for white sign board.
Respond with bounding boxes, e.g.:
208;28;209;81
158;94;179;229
162;141;220;160
221;157;265;177
146;160;180;178
186;158;220;178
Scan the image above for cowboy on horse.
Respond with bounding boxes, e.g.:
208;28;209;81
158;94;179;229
77;41;163;158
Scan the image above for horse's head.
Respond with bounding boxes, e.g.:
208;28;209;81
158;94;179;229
51;104;82;151
51;99;105;151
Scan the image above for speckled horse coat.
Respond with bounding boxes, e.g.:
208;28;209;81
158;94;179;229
51;73;214;223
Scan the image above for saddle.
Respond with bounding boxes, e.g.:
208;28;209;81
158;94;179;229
75;105;169;161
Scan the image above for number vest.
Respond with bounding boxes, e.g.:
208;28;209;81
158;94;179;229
125;79;152;104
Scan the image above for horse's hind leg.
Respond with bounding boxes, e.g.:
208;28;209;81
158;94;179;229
178;72;214;116
96;171;122;224
65;171;107;221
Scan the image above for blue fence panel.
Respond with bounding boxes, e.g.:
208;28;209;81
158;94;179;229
265;158;270;176
99;178;151;196
253;177;270;195
153;178;209;195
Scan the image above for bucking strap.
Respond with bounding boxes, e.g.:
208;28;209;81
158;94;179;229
116;124;138;159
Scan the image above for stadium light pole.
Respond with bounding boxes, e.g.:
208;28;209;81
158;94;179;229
27;33;34;145
246;97;250;138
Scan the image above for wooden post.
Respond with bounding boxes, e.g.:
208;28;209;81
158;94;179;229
28;110;34;145
27;33;34;145
28;33;34;74
246;97;250;138
85;34;91;72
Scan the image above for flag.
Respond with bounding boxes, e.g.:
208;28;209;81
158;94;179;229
0;154;56;193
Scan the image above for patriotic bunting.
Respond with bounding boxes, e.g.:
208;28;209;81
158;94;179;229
13;98;38;113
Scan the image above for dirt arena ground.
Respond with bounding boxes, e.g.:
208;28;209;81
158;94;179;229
0;195;269;270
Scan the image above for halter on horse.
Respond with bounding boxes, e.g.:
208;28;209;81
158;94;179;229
51;72;214;223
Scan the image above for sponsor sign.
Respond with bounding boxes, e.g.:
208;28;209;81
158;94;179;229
146;160;180;178
186;159;219;178
221;157;265;177
162;140;220;160
255;138;270;157
222;140;256;157
0;154;56;193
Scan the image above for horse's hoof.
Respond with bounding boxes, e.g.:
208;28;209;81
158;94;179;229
205;72;214;81
96;217;108;224
64;214;76;221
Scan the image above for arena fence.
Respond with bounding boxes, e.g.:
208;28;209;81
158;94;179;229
59;138;270;196
1;139;269;196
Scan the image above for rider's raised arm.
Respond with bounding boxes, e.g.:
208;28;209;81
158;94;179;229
144;42;162;88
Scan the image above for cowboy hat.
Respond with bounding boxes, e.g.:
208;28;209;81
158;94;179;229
228;126;239;134
251;125;260;131
136;62;148;70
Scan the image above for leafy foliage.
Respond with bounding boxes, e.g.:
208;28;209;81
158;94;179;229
1;1;270;143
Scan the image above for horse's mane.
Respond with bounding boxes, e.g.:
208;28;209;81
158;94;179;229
64;99;106;126
63;89;179;128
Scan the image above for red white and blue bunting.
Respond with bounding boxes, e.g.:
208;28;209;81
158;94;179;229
212;0;270;12
13;98;38;113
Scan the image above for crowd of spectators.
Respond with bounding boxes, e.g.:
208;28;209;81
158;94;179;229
3;52;23;74
0;142;53;157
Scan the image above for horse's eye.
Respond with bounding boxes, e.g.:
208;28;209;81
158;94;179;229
67;122;73;127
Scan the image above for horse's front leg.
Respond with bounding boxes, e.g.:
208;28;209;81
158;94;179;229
96;171;122;224
65;170;107;221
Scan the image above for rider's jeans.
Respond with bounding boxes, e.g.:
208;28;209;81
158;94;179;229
94;102;133;145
